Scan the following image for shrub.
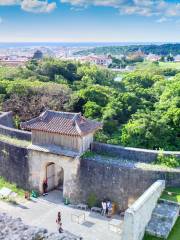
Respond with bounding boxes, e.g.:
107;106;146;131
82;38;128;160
155;150;180;168
81;151;95;158
87;193;98;208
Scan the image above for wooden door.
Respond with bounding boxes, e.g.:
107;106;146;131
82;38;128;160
46;163;55;191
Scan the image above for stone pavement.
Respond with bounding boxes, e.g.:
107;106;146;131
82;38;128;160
0;212;79;240
0;190;123;240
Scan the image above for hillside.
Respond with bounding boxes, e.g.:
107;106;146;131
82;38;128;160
74;43;180;56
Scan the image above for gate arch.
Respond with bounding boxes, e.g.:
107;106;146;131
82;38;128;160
45;162;64;192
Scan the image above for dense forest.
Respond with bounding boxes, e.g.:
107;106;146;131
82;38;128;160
75;43;180;56
0;59;179;152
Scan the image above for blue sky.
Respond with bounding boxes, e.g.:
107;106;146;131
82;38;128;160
0;0;180;42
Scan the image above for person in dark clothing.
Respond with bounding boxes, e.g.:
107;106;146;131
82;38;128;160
43;179;48;196
56;211;63;233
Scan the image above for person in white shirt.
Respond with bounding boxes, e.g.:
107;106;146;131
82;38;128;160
101;200;106;216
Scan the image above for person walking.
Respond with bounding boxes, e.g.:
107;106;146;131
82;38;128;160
56;212;63;233
43;179;48;196
107;200;112;218
101;200;106;216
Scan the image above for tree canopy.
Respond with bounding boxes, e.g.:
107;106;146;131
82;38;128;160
0;58;179;151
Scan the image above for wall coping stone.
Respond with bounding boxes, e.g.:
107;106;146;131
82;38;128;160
92;142;180;155
91;142;180;163
122;180;165;240
83;156;180;173
0;111;31;141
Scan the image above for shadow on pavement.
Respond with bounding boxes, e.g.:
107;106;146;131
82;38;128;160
81;221;95;228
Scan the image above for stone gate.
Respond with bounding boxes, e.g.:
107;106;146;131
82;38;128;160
21;110;102;200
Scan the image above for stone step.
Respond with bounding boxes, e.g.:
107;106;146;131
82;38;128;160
146;215;173;239
145;200;180;239
152;201;179;220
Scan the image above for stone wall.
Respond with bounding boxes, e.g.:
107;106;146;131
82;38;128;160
91;142;180;163
0;112;31;141
0;135;179;209
0;125;32;141
0;141;29;189
77;158;180;210
0;111;14;127
0;111;179;210
121;180;165;240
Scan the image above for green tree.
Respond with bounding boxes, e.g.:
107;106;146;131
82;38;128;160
83;101;102;119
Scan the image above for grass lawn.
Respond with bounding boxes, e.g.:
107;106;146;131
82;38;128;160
160;187;180;203
143;217;180;240
159;62;180;69
0;176;25;197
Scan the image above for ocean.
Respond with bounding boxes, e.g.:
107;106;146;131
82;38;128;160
0;42;168;49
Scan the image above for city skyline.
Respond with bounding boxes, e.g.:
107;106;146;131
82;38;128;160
0;0;180;42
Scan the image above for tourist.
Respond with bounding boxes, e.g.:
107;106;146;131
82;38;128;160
43;179;48;196
56;212;63;233
106;200;112;218
101;200;106;216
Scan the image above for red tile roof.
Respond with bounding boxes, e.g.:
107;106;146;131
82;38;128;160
21;110;102;137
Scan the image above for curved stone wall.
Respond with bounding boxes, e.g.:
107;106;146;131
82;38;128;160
0;112;31;141
91;142;180;163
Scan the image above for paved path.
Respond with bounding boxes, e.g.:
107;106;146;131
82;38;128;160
0;190;123;240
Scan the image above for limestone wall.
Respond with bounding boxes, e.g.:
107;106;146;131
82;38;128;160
0;141;29;189
0;111;179;209
77;158;180;210
121;180;165;240
91;142;180;163
0;111;14;127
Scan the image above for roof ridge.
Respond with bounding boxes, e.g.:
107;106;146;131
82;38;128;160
48;110;81;115
72;112;81;122
40;110;48;120
72;113;82;136
74;119;82;135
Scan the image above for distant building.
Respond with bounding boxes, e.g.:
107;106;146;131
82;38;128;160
0;55;30;67
174;55;180;62
125;65;136;71
146;54;161;62
80;55;112;67
32;50;43;60
113;54;125;60
127;50;145;61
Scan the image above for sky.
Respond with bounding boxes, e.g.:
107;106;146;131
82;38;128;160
0;0;180;42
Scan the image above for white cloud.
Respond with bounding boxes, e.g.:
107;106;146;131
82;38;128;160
61;0;122;8
156;17;168;23
60;0;180;18
0;0;20;5
21;0;56;13
0;0;56;13
0;0;180;17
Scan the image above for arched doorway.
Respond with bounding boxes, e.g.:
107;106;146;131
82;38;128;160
45;163;64;193
57;167;64;192
46;162;55;191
